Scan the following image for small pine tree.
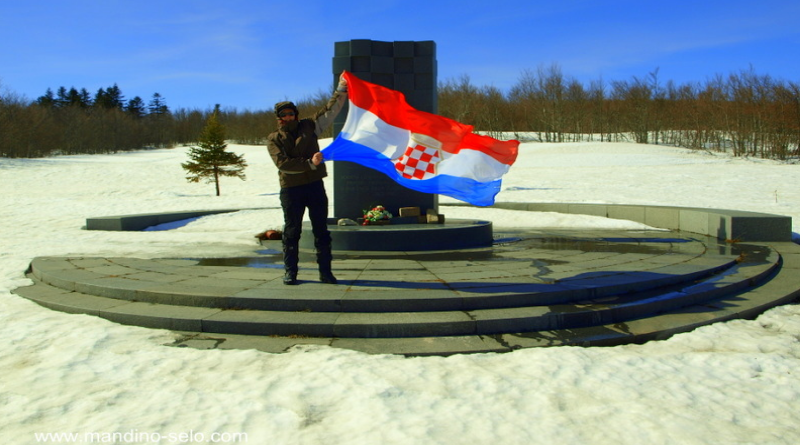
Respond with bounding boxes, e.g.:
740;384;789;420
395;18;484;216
181;105;247;196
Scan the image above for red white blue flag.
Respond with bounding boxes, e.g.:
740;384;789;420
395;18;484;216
321;71;519;206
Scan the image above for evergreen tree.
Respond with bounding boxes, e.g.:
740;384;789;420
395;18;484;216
126;96;146;118
78;88;92;107
94;84;125;109
36;88;56;107
147;93;172;148
148;92;169;116
105;84;125;109
94;87;111;109
65;87;91;108
56;86;69;107
181;105;247;196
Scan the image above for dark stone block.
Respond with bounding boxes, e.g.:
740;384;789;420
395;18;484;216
352;56;371;73
415;41;436;56
372;40;394;56
371;56;394;74
406;93;434;112
86;210;239;231
393;41;415;57
730;216;793;242
350;39;373;56
372;73;394;89
332;161;437;220
334;41;351;57
394;74;415;91
414;56;435;73
415;73;435;90
391;216;421;225
332;56;351;74
351;72;372;82
394;57;414;74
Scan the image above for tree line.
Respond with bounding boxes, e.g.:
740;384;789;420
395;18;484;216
0;82;174;157
439;66;800;160
0;81;328;157
2;66;798;159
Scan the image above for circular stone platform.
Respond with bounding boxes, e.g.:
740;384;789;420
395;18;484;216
298;219;493;251
21;202;796;355
14;227;800;356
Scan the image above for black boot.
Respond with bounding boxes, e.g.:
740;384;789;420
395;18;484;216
283;242;299;285
316;244;337;284
319;270;337;284
283;271;298;285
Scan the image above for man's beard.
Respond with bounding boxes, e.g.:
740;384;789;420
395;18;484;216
281;120;299;133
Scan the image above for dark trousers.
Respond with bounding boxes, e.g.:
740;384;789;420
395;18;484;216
279;180;332;275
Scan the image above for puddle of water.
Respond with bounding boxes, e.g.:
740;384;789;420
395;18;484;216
186;231;759;269
528;236;688;255
340;249;499;262
193;257;283;268
600;238;691;243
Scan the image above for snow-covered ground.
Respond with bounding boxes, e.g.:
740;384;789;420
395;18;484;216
1;141;799;444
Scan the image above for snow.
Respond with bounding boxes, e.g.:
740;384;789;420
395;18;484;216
1;140;799;444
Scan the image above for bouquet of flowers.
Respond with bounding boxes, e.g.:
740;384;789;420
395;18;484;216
362;205;392;225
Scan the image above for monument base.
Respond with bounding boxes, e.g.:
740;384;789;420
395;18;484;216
299;219;492;252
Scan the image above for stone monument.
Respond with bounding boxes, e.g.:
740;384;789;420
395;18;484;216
330;39;438;220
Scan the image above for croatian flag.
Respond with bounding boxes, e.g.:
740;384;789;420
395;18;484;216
322;71;519;206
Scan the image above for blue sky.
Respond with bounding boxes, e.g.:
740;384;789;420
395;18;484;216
1;0;798;111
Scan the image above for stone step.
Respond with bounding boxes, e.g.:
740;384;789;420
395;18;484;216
16;250;779;339
166;253;800;356
473;254;780;334
26;253;741;313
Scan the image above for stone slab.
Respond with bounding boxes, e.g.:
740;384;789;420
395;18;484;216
86;209;244;231
334;311;476;338
331;335;509;356
486;202;792;242
101;302;222;331
202;310;341;337
13;283;128;315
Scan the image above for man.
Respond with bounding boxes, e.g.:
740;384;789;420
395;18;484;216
267;74;347;285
